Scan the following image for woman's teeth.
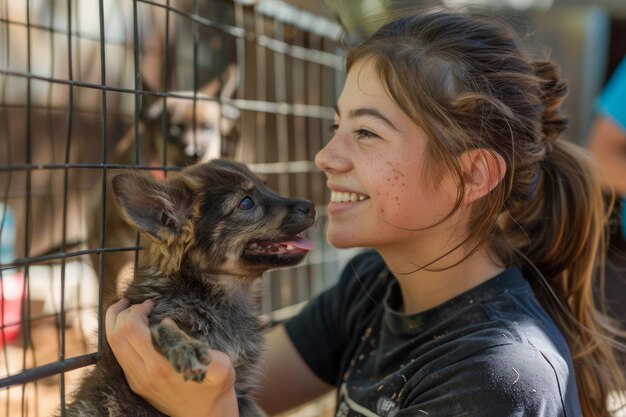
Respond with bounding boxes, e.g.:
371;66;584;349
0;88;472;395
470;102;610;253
330;190;369;203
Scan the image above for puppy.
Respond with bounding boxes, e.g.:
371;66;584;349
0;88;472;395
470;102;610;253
88;65;241;300
136;64;241;170
65;159;315;417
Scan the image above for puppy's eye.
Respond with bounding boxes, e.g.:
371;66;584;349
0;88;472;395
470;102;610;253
169;124;184;137
238;196;255;210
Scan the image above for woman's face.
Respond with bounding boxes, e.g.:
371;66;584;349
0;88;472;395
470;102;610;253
315;60;459;251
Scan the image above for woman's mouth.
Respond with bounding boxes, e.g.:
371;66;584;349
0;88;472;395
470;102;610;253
330;190;369;203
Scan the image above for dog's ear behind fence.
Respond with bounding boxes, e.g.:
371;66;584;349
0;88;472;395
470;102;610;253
112;173;190;241
139;79;163;121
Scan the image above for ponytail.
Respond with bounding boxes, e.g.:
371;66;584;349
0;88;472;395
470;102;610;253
496;61;626;417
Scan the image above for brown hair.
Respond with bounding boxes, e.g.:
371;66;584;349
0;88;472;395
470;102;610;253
346;10;625;416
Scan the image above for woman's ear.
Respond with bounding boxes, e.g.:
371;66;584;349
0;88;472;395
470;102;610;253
459;149;506;203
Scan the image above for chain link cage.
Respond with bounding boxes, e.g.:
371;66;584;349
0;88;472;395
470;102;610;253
0;0;351;415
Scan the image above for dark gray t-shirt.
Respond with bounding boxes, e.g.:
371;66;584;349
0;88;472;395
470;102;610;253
285;251;582;417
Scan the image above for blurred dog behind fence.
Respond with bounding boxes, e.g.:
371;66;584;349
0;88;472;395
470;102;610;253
87;64;242;301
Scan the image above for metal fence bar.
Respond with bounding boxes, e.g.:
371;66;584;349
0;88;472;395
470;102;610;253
0;354;98;390
0;160;324;172
96;0;109;359
20;1;33;414
0;71;336;119
57;0;76;407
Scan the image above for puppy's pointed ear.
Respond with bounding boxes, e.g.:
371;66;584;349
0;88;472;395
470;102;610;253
112;174;191;241
140;80;164;121
219;64;238;101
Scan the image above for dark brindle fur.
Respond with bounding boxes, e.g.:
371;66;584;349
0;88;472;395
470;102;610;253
61;159;315;417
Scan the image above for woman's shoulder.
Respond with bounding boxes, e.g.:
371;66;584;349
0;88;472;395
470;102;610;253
449;330;572;384
402;333;580;416
391;272;583;414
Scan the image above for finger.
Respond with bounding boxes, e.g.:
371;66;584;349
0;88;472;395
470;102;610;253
105;299;153;340
117;299;154;327
112;300;157;354
105;298;131;335
203;350;236;389
115;301;181;379
106;300;171;391
104;302;150;387
133;298;155;319
105;299;155;362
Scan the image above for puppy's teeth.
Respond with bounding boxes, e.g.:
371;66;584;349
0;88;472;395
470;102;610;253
286;244;294;251
249;243;258;249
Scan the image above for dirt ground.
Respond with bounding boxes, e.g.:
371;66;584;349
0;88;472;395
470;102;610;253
0;317;94;417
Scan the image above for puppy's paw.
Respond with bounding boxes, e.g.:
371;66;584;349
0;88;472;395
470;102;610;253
151;318;212;383
167;339;212;382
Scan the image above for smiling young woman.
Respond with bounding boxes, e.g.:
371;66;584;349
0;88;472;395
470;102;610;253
105;9;626;417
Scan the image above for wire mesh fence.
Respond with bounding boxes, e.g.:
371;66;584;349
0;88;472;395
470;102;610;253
0;0;348;415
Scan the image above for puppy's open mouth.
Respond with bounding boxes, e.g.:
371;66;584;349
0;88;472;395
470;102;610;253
244;234;315;256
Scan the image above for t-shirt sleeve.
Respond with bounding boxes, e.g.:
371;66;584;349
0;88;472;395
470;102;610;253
284;251;383;385
597;57;626;132
398;342;574;417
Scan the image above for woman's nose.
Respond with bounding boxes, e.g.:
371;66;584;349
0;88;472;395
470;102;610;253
314;135;351;175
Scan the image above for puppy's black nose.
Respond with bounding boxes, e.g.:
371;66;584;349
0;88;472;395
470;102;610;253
297;200;316;220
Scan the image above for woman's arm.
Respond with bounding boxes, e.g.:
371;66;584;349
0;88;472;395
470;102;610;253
587;115;626;195
256;325;334;415
105;299;239;417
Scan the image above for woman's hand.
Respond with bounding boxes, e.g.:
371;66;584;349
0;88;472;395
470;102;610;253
105;299;239;417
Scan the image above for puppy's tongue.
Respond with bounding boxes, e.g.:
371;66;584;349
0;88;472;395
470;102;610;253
284;235;315;250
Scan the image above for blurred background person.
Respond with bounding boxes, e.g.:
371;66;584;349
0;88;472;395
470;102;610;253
587;54;626;369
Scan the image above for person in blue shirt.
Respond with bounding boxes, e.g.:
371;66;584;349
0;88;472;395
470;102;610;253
588;56;626;234
587;55;626;367
104;10;626;417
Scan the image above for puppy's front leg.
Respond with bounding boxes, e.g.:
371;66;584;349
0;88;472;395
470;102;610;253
151;317;212;382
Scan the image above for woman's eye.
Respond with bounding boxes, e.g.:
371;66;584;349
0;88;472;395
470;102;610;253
328;124;379;140
238;196;255;210
354;129;379;140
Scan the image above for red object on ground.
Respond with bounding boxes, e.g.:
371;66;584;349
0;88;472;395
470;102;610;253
0;271;24;347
